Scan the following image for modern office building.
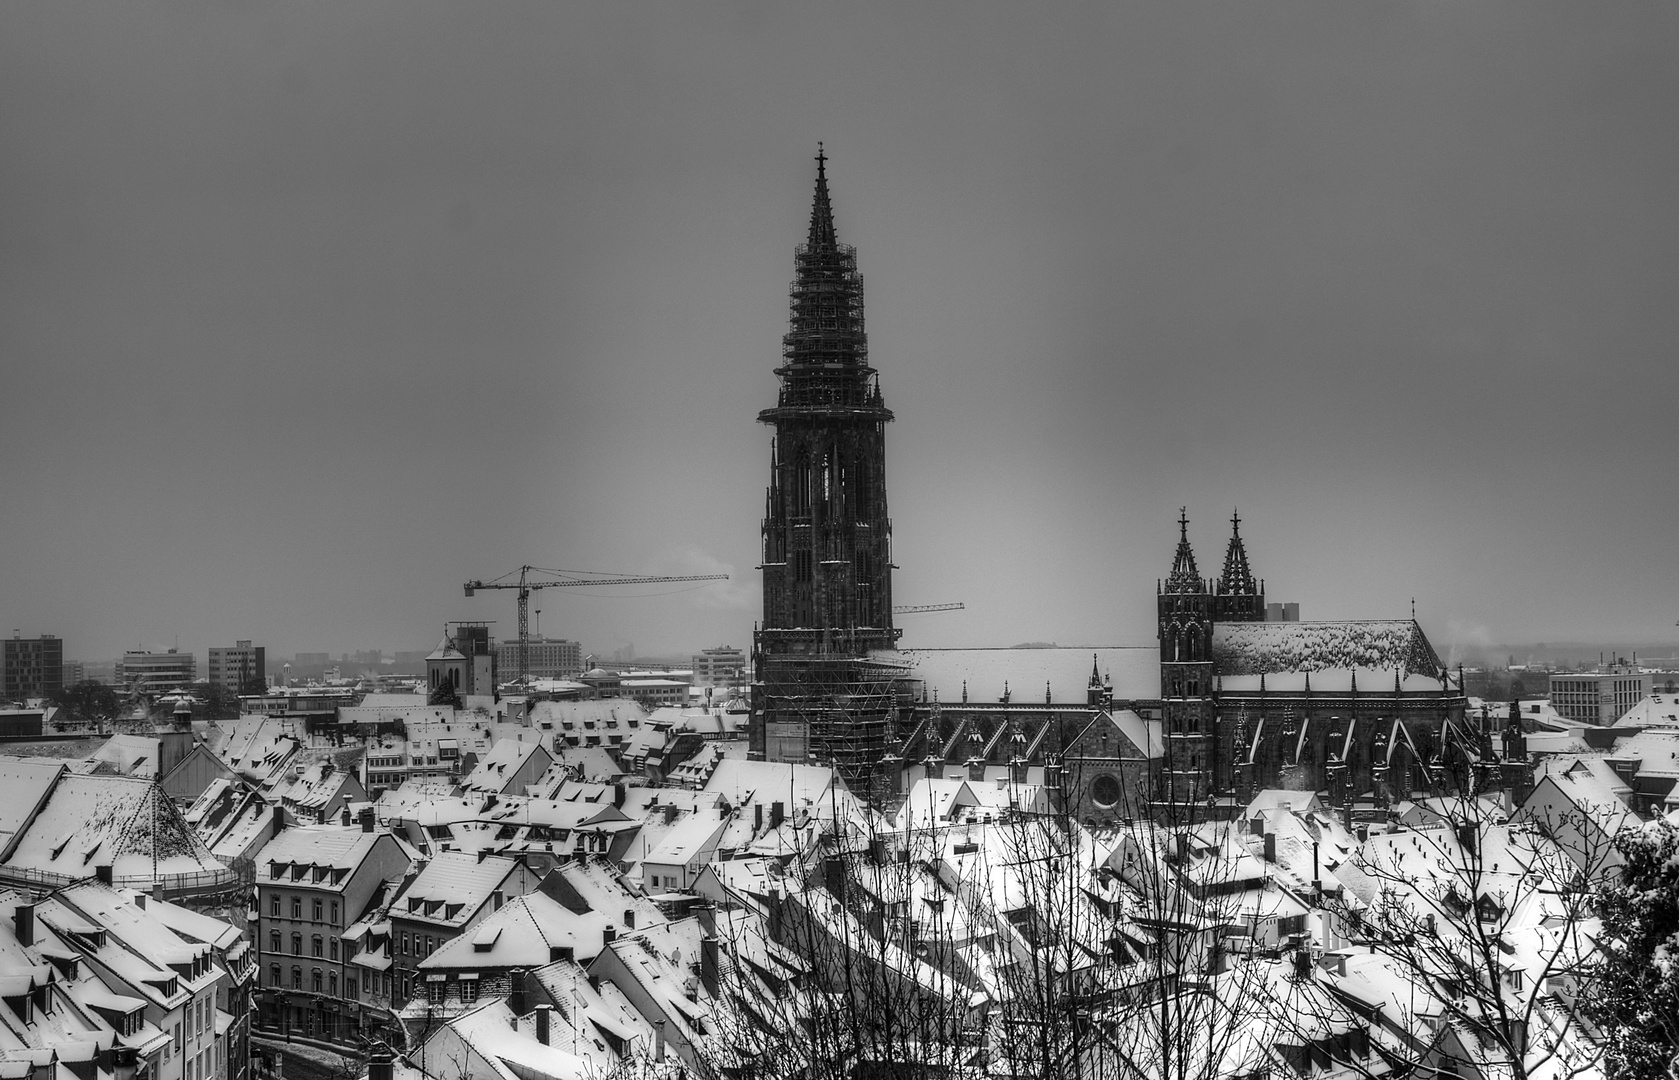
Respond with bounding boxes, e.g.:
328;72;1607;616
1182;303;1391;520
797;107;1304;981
692;645;747;688
1549;667;1651;726
208;640;267;694
117;648;197;696
494;636;582;680
2;633;63;700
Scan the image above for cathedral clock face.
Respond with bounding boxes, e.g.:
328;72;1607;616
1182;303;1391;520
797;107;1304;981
1092;774;1122;809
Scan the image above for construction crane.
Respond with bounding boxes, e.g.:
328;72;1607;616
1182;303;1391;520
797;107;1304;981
893;602;965;615
464;566;729;681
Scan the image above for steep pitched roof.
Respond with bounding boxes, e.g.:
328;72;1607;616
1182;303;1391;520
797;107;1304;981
1211;620;1445;677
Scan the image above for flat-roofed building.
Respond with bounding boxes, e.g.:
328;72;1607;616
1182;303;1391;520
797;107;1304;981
118;648;197;696
494;637;582;679
208;639;266;694
3;633;62;701
1549;667;1651;726
691;645;746;688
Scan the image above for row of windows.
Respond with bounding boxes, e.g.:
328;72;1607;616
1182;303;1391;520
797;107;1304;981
265;966;393;1002
266;894;340;923
270;964;340;995
269;931;342;960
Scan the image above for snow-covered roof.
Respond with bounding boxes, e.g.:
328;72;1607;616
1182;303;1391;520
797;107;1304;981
701;758;844;812
394;851;521;928
459;739;550;795
1612;693;1679;729
642;815;726;868
3;773;225;882
256;825;394;890
0;761;64;858
1211;620;1445;677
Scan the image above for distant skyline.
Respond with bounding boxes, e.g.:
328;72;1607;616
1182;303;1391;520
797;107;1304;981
3;4;1676;663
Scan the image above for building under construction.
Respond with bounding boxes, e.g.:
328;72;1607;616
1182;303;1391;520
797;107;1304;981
752;148;904;795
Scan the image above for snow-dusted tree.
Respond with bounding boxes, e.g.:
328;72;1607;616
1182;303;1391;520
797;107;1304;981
1586;816;1679;1080
1295;784;1611;1080
697;759;1275;1080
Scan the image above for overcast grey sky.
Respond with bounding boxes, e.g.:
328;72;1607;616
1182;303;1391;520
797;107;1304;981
2;3;1675;664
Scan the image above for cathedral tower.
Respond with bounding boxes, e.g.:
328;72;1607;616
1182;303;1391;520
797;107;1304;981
1158;509;1216;809
1213;509;1265;623
753;149;902;784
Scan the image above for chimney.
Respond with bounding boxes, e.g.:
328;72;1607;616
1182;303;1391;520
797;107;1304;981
135;891;145;910
624;909;635;931
360;807;376;833
13;903;33;947
612;783;626;809
655;1018;667;1062
273;805;286;837
95;865;112;886
535;1003;552;1045
152;882;162;905
549;945;572;963
701;934;718;996
754;804;763;833
767;888;783;941
341;806;352;826
508;968;527;1016
1263;833;1277;863
493;889;504;911
367;1050;394;1080
823;855;846;901
770;801;784;829
602;924;616;946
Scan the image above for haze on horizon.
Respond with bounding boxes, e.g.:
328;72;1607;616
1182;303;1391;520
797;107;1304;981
2;4;1675;666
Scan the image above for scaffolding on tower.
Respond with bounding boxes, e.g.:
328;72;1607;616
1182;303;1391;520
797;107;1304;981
753;627;911;799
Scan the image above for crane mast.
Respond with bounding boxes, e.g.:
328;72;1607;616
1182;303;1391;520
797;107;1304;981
463;566;728;681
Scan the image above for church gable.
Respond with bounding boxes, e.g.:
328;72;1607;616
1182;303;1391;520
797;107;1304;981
1210;620;1443;677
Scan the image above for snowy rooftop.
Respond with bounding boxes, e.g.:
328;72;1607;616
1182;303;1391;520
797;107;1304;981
1612;693;1679;729
1211;620;1445;677
642;815;726;867
0;762;64;857
396;851;522;927
257;824;391;888
3;773;225;882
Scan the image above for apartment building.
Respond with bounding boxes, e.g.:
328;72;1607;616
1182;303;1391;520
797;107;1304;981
253;820;413;1046
207;640;266;694
3;633;63;700
387;851;539;1006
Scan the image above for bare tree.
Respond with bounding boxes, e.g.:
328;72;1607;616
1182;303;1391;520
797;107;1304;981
697;758;1276;1080
1293;783;1612;1080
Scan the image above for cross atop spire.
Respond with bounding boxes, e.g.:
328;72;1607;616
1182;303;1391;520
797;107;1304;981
1219;506;1258;595
1164;507;1202;593
808;142;837;250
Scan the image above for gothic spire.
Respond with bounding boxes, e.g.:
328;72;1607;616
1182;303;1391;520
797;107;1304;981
1164;507;1202;593
808;142;837;250
1218;508;1258;595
